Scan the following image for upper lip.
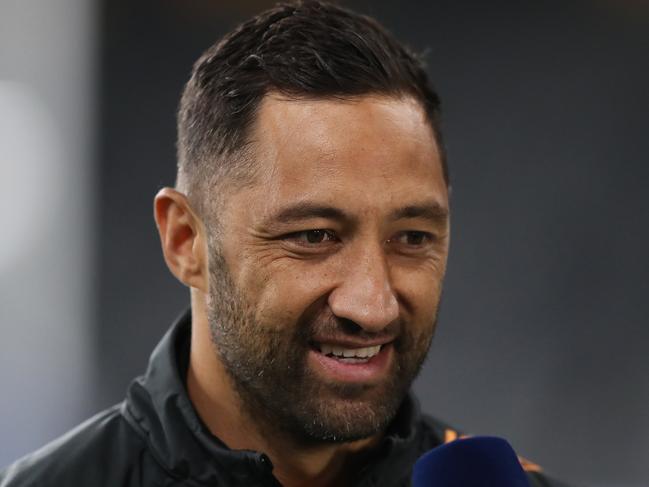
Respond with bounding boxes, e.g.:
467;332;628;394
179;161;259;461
310;337;395;349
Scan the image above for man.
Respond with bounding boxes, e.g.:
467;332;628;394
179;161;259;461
1;1;575;486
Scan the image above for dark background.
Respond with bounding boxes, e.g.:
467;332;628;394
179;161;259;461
95;1;648;485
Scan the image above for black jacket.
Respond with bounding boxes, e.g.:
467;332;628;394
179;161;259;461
0;311;575;486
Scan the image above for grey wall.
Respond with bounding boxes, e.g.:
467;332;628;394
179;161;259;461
2;1;648;486
0;0;97;467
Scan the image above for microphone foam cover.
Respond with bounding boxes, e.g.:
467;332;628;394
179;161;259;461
411;436;531;487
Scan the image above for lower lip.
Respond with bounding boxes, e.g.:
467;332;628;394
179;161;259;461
307;344;393;384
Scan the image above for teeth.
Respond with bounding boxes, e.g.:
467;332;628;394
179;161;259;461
319;344;381;359
357;346;381;358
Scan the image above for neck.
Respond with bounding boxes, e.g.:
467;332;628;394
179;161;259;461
186;291;383;487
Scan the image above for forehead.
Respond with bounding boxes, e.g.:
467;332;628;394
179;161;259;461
242;93;448;215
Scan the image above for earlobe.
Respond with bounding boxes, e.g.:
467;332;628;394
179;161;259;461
153;188;208;292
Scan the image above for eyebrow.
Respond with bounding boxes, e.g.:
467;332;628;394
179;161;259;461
271;203;352;224
389;202;449;223
268;200;448;225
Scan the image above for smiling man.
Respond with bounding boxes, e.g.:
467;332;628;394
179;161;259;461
172;92;450;485
1;2;573;487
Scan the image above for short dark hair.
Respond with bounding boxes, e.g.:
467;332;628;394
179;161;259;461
177;0;448;212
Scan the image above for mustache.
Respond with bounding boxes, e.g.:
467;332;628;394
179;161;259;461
296;312;403;345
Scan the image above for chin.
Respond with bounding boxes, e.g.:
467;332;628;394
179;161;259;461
280;384;406;444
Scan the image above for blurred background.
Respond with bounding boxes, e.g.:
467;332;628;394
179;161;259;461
1;0;648;485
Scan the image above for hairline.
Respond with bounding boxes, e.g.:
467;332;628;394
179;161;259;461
178;89;447;219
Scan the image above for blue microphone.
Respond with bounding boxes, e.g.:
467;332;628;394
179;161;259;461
411;436;531;487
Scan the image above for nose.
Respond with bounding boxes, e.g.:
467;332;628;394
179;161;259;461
327;243;399;332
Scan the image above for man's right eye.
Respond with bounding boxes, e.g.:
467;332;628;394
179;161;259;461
285;229;337;245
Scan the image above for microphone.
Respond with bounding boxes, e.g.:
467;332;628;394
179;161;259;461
411;436;531;487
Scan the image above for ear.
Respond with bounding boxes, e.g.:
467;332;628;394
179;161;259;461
153;187;208;292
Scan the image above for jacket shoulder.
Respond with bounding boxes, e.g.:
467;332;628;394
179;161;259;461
0;403;167;487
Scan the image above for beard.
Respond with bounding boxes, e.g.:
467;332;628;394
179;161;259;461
206;243;438;445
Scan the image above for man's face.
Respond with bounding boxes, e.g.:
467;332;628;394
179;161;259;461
206;94;449;444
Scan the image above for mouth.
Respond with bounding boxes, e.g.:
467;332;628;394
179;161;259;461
307;340;393;383
317;343;383;364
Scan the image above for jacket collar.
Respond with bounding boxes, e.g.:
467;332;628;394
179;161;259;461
122;309;438;486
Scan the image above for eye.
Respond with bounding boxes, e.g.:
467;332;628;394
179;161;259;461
286;229;338;245
389;231;435;247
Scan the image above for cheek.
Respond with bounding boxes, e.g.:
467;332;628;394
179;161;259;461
239;259;338;330
392;261;446;317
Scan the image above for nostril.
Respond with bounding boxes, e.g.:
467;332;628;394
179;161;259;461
338;318;363;334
